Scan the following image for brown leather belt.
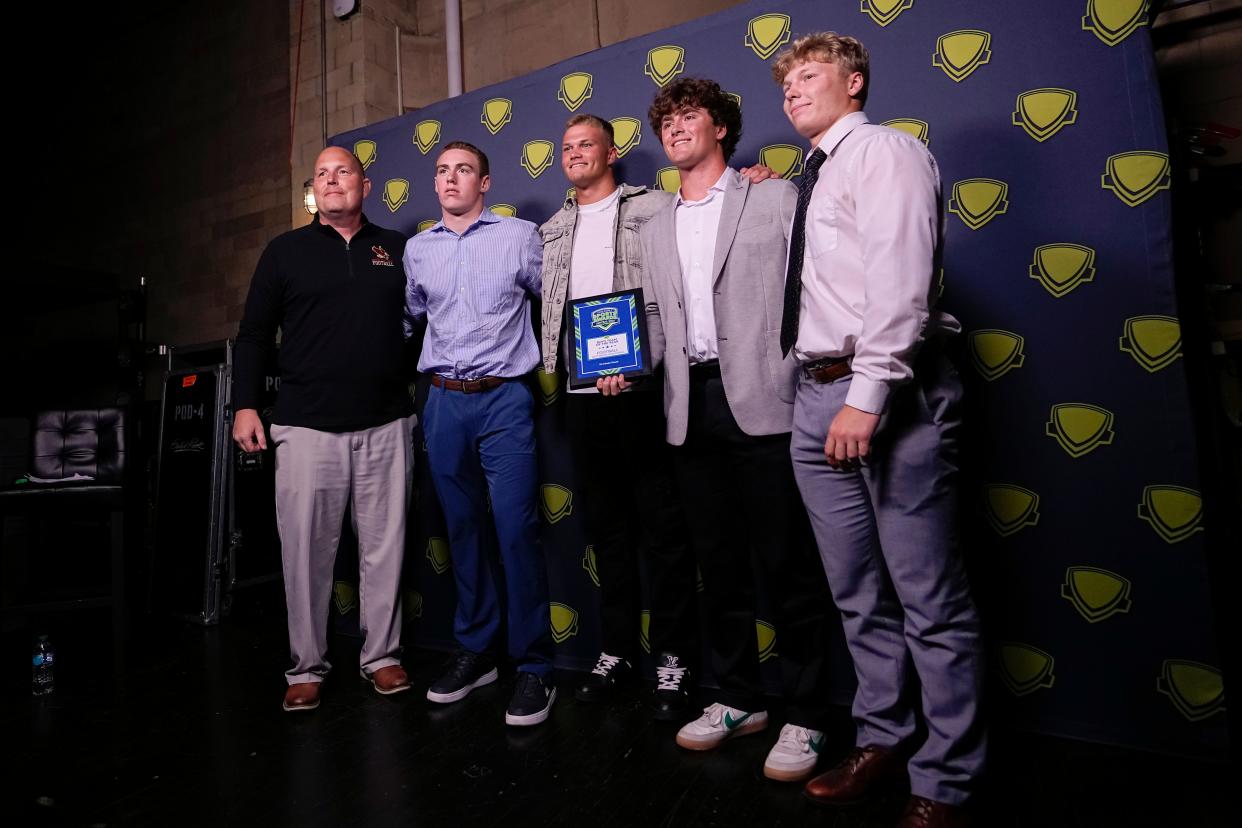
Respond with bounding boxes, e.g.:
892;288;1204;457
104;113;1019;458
431;374;511;393
802;356;853;384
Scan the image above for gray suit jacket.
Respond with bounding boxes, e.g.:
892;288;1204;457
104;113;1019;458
640;174;799;445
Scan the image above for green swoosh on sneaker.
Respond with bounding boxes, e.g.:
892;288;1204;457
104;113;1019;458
723;711;751;730
809;735;825;754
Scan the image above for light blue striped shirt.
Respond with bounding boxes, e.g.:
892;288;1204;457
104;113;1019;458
404;211;543;378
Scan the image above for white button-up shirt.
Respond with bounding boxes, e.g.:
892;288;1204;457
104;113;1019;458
675;167;734;364
795;111;960;414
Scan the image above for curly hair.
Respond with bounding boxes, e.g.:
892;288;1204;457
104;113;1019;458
647;77;742;163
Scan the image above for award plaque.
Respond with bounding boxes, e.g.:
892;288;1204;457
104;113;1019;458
567;287;652;389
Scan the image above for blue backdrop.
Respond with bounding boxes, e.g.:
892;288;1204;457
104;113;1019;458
332;0;1226;758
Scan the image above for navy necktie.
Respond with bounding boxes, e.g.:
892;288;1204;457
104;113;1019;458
780;147;828;356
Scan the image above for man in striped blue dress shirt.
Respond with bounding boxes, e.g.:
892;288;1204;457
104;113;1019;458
403;141;555;726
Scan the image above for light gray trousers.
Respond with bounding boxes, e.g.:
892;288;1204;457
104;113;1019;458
790;357;985;805
271;414;414;685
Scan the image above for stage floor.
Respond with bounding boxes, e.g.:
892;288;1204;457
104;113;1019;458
1;587;1230;827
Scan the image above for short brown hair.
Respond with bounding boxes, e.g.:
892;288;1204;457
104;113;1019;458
771;32;870;105
565;114;615;147
440;140;490;178
647;77;742;163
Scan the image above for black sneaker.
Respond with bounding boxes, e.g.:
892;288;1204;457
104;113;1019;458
426;651;498;704
652;652;692;721
506;671;557;726
575;652;633;702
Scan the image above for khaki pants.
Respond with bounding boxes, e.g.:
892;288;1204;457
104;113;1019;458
271;415;415;684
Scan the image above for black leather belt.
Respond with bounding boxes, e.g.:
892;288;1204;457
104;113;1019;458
431;375;512;393
801;356;853;383
689;359;721;378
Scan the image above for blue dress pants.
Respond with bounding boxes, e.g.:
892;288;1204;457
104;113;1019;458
422;380;552;676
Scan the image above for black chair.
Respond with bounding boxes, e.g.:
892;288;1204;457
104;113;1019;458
0;409;128;656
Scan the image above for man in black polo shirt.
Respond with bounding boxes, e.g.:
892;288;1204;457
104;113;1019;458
233;146;416;713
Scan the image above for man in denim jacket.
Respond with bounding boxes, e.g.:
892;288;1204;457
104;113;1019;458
539;114;696;719
539;114;776;720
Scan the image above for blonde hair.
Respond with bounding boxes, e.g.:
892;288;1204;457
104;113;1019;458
565;114;615;147
772;32;870;104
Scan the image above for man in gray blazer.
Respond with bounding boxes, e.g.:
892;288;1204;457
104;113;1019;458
604;77;833;783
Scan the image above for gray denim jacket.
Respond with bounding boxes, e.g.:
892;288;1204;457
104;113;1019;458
539;183;673;374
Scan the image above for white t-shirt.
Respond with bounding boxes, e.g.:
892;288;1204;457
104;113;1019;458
568;187;622;394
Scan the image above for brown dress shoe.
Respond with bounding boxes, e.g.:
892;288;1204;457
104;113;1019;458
896;796;969;828
803;745;905;805
364;665;411;695
282;682;321;713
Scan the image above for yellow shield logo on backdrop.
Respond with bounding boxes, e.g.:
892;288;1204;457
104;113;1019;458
332;581;357;615
537;369;561;405
353;139;377;169
745;14;791;60
860;0;915;28
1046;403;1115;458
968;329;1025;381
645;45;685;87
933;30;992;82
481;98;513;135
558;72;593;112
1138;485;1203;544
549;602;579;644
416;219;437;234
1102;151;1170;207
611;117;642;158
489;204;517;218
949;179;1008;230
582;545;599;587
756;620;778;662
1013;89;1078;142
999;643;1056;696
413;120;441;155
566;187;577;203
1061;566;1132;623
1030;243;1096;298
1157;660;1226;721
1120;315;1181;372
881;118;930;145
639;610;651;653
1083;0;1150;47
426;537;451;575
382;178;410;212
983;484;1040;537
724;91;743;108
935;267;945;299
521;140;555;179
655;167;682;193
758;144;804;179
404;589;424;621
540;484;574;524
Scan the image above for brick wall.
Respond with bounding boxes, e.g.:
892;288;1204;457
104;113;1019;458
32;3;292;352
288;1;745;223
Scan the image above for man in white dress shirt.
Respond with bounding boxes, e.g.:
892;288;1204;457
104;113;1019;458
774;33;985;827
605;77;835;783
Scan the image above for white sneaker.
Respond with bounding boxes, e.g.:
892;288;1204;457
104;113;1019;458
763;723;825;781
675;702;768;750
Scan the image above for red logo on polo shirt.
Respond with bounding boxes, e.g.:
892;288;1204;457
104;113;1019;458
371;246;394;266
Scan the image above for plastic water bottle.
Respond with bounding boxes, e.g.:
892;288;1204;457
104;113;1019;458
32;635;55;696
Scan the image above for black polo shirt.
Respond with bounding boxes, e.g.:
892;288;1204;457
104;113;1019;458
233;215;413;431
